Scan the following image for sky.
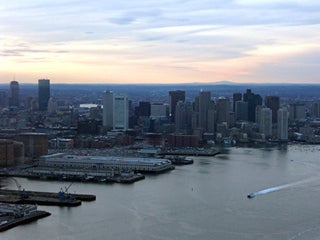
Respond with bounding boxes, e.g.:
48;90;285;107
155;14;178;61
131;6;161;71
0;0;320;84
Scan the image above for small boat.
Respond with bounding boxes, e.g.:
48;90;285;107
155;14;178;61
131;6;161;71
247;193;256;199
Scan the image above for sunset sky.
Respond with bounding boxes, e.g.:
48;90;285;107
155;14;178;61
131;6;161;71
1;0;320;84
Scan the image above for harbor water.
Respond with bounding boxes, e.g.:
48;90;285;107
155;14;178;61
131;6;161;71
2;144;320;240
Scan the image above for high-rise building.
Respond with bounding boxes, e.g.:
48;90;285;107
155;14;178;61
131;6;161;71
169;90;185;123
9;80;19;108
38;79;50;111
102;91;129;131
114;94;129;131
243;89;262;122
0;91;8;109
259;107;272;138
265;96;280;123
216;97;229;124
289;103;306;121
151;103;168;117
277;108;288;141
175;101;192;133
198;91;211;131
235;101;248;121
207;108;216;133
103;91;114;129
311;102;320;118
233;93;242;112
136;101;151;117
255;105;263;127
47;97;58;114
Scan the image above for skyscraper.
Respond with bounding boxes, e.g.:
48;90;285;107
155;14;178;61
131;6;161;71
9;80;19;108
103;91;129;131
103;91;114;130
216;97;229;124
136;101;151;117
235;101;248;121
233;93;242;112
198;91;211;131
289;103;306;121
243;89;262;122
113;94;129;131
0;91;8;109
175;101;192;133
265;96;280;123
38;79;50;111
311;102;320;118
259;107;272;138
169;90;185;123
277;108;288;141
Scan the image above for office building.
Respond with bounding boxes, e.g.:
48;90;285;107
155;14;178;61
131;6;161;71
289;103;306;120
233;93;242;112
265;96;280;123
113;94;129;131
103;91;114;129
235;101;248;121
277;108;288;141
136;101;151;117
9;81;19;108
169;90;185;123
198;91;211;131
38;79;50;111
151;103;168;118
0;91;8;109
216;97;229;124
311;102;320;118
175;101;192;132
243;89;262;122
259;107;272;138
103;91;129;131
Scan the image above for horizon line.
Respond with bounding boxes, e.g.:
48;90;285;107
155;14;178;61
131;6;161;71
1;81;320;86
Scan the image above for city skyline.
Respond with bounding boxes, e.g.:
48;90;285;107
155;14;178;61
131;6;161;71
1;1;320;84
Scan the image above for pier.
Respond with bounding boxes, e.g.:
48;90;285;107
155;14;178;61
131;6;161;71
0;203;51;232
159;148;220;157
0;189;96;207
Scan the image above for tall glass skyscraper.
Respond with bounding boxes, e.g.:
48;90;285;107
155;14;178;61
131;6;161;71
169;90;185;123
9;80;19;108
38;79;50;111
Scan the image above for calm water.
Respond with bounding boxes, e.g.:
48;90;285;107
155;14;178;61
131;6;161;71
2;144;320;240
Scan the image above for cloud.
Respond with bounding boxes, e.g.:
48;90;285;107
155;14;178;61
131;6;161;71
108;16;136;25
0;0;320;83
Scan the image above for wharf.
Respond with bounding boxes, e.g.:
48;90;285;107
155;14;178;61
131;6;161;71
0;190;85;207
159;149;220;157
0;210;50;232
1;170;146;184
0;189;96;201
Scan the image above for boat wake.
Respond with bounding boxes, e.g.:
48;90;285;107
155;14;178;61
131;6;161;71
247;177;318;199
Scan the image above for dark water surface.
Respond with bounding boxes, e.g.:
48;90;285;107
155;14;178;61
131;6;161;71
2;144;320;240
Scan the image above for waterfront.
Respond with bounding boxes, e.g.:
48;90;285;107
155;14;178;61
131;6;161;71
2;144;320;239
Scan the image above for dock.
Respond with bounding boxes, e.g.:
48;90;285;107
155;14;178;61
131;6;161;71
0;189;96;201
0;189;96;207
0;210;51;232
159;149;220;157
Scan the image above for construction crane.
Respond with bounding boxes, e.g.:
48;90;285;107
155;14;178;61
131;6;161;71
64;182;73;194
12;178;28;199
58;182;74;202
